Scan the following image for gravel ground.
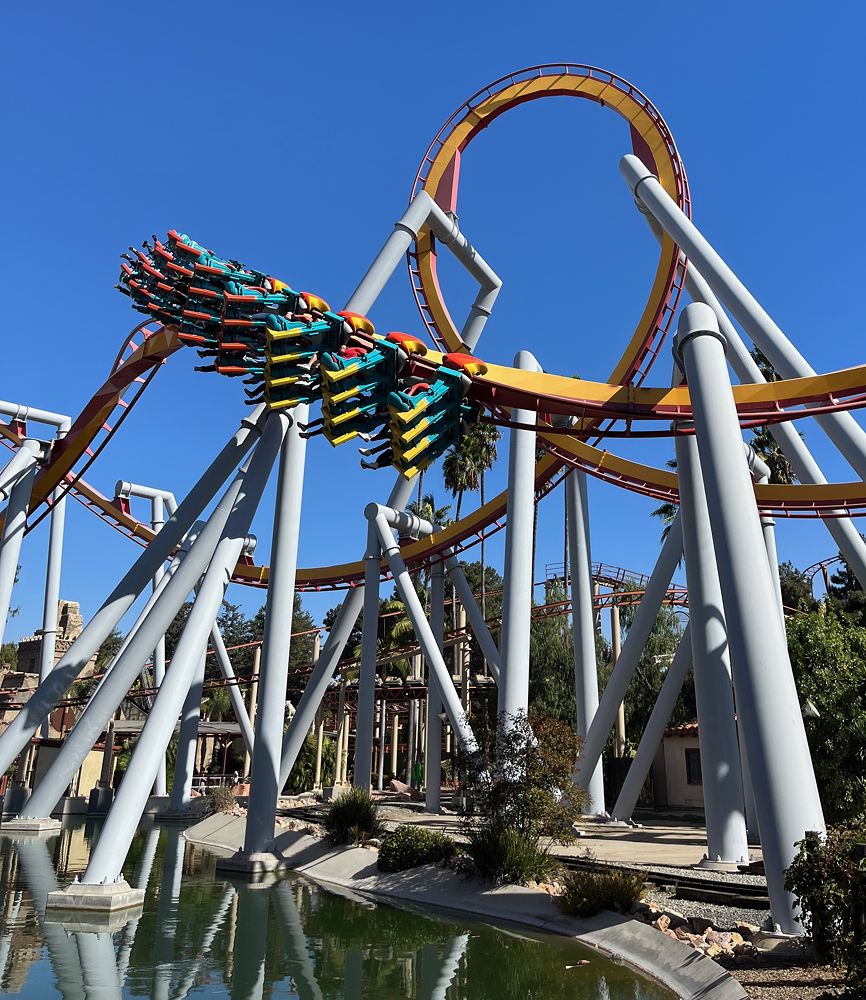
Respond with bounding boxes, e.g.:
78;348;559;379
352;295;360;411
635;862;767;887
723;958;847;999
643;887;770;931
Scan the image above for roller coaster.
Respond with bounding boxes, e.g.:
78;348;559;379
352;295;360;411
0;63;862;936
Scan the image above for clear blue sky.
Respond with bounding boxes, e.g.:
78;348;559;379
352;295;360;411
2;3;864;642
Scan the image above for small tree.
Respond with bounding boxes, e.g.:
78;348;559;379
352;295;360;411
456;711;585;884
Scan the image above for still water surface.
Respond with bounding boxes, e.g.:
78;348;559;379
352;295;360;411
0;819;675;998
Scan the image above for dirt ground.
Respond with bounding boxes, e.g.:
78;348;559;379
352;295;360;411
723;956;849;999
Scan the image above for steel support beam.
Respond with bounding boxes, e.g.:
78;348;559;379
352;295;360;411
0;407;266;775
353;520;381;792
675;303;824;932
244;409;307;855
565;469;605;812
443;552;500;682
498;350;538;724
425;560;445;812
0;442;39;647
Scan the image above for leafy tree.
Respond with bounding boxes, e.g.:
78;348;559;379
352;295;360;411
0;642;17;670
95;628;124;673
649;459;679;543
778;560;818;613
528;582;575;723
323;602;362;657
786;608;866;823
827;554;866;626
164;601;193;660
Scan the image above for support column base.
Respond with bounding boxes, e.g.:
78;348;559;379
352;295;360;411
214;850;288;879
1;816;62;835
45;879;145;915
695;858;752;872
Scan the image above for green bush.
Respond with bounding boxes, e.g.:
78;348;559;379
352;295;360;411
785;824;866;979
377;825;457;872
206;783;236;815
557;867;646;917
467;819;560;885
324;788;384;845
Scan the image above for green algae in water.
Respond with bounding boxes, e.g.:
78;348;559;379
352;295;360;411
0;821;675;998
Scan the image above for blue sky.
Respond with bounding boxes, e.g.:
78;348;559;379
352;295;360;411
2;2;865;642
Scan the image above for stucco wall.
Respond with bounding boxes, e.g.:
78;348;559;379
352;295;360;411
662;735;704;809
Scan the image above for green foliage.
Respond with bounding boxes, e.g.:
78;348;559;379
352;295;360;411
0;642;17;670
324;788;384;845
785;824;866;978
205;783;236;815
456;712;582;885
786;609;866;822
529;581;575;723
285;732;335;793
778;561;818;612
377;824;456;872
558;867;646;917
465;820;559;885
95;629;124;672
827;556;866;626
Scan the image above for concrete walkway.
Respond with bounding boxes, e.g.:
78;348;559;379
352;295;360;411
185;814;747;1000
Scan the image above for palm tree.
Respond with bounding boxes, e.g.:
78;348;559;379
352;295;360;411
442;423;500;627
651;458;679;543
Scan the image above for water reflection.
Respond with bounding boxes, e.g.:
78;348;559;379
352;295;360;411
0;824;673;999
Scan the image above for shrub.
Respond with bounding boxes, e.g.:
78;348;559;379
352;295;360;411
206;783;236;815
377;825;457;872
558;867;646;917
785;824;866;979
466;819;560;885
324;788;384;845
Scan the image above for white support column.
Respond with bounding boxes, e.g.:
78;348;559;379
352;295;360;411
498;350;538;725
674;303;824;932
353;520;381;792
426;560;445;813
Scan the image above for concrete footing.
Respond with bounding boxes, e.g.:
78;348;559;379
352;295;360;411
696;858;752;872
215;850;289;877
1;816;62;835
45;878;145;914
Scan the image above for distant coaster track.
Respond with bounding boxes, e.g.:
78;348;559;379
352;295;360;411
5;65;866;593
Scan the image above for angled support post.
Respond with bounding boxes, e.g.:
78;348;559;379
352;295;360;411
674;303;824;933
11;413;274;833
576;518;684;789
53;413;287;895
443;552;500;682
623;154;866;481
426;559;446;813
0;406;267;778
675;423;749;865
565;468;605;813
372;507;478;754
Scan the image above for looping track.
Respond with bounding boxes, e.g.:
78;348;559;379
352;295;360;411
5;65;866;592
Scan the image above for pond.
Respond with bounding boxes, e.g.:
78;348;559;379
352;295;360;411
0;819;676;998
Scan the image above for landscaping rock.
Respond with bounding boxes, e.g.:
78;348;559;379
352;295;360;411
652;914;671;932
688;916;715;935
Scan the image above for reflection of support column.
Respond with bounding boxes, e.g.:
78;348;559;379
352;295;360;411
374;511;477;754
272;881;324;1000
623;155;866;481
0;441;39;647
14;837;86;999
354;521;381;791
74;416;286;889
426;561;445;813
612;631;692;822
75;930;123;1000
565;469;604;812
576;522;683;788
611;605;626;759
172;886;235;1000
170;645;207;811
0;407;266;781
115;825;160;985
430;933;469;1000
676;426;749;865
675;303;824;932
229;886;270;1000
245;409;308;856
278;478;415;787
498;351;538;725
